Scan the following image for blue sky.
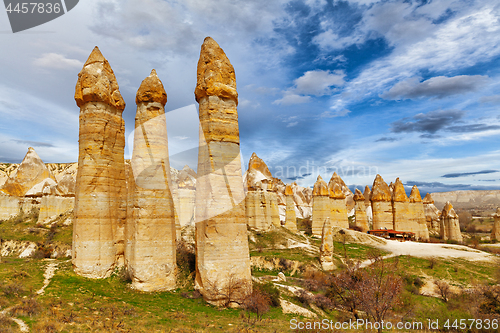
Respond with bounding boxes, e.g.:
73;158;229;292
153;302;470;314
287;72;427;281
1;0;500;194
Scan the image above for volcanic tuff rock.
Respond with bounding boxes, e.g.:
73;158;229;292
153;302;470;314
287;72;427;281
73;47;127;278
353;189;369;232
423;193;441;233
328;172;354;211
440;201;463;243
126;69;177;291
409;185;429;241
245;153;280;230
329;183;349;229
371;174;393;230
431;190;500;210
320;218;335;271
312;176;330;237
284;184;298;232
492;208;500;242
194;37;251;305
1;147;56;197
392;178;416;233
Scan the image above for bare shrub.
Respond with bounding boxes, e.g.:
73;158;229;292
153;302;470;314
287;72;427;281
33;319;62;333
256;282;280;307
2;282;25;297
11;298;40;317
313;294;334;311
296;289;314;306
458;211;472;231
479;285;500;315
428;257;438;269
176;240;195;273
243;288;271;320
0;314;14;333
204;273;251;307
302;267;329;292
434;279;452;303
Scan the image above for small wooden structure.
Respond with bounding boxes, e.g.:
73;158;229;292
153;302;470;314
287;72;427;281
368;229;415;241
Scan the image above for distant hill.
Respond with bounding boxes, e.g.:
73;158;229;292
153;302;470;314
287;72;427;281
431;190;500;212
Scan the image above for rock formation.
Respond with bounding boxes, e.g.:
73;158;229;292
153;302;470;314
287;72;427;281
245;153;279;231
312;176;330;237
284;184;298;232
175;165;196;227
1;147;56;197
0;192;20;220
392;178;415;232
73;47;127;278
328;173;349;229
194;37;251;305
353;189;369;232
423;193;441;233
126;69;177;291
440;201;463;243
492;208;500;242
320;218;335;270
371;174;393;230
408;185;430;241
363;185;373;228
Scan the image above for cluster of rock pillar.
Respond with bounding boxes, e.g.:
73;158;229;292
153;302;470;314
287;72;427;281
369;174;430;241
440;201;463;243
73;38;252;302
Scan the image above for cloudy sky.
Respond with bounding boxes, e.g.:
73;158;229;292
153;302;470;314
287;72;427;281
1;0;500;194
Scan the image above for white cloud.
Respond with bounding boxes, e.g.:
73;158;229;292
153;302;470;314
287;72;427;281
33;53;83;69
319;109;351;118
273;93;311;106
294;70;345;96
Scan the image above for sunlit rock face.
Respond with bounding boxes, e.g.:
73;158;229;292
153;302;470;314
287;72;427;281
194;37;251;306
371;174;393;230
312;176;330;237
284;184;298;232
423;193;440;234
408;185;430;241
492;208;500;242
320;217;335;271
126;69;177;292
392;178;414;233
328;173;349;229
73;47;127;279
353;189;369;232
440;201;463;243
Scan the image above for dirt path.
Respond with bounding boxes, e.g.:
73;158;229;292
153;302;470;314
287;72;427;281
0;259;60;332
36;259;59;295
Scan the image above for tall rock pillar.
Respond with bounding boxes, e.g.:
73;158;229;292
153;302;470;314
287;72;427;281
423;193;440;234
312;176;330;237
392;178;413;232
353;189;369;232
409;185;429;241
126;70;176;291
194;37;251;305
441;201;463;243
73;47;127;278
371;175;393;230
320;217;334;271
492;208;500;242
328;173;349;229
284;184;298;232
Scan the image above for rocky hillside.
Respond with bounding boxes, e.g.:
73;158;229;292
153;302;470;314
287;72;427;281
431;190;500;211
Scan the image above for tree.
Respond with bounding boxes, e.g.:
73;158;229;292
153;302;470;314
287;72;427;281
357;255;403;333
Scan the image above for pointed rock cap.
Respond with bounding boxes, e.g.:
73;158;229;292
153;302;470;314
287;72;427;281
423;193;434;204
313;175;329;196
363;185;371;201
442;201;458;218
353;188;365;201
75;46;125;111
1;147;56;196
329;183;345;199
328;172;347;189
285;184;294;196
194;37;238;104
248;152;273;179
371;174;391;202
409;185;422;203
392;178;409;202
136;69;167;105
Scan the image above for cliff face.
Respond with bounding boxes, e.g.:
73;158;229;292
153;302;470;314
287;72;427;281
431;190;500;210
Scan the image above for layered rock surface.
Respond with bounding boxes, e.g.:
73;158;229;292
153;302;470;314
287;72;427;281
492;208;500;242
126;69;177;291
194;37;251;305
312;176;330;237
392;178;415;232
353;189;369;232
73;47;127;278
320;218;334;270
328;173;349;229
423;193;441;233
371;174;393;230
440;201;463;243
284;184;297;232
408;185;429;241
